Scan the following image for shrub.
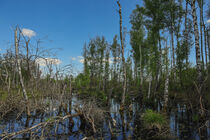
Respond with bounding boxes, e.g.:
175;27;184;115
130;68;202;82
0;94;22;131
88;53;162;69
142;109;166;130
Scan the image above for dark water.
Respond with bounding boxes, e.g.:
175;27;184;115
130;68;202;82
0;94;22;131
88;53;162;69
0;95;209;140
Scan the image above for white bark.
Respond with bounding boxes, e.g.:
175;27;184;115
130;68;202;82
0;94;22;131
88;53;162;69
147;80;151;99
117;1;127;107
164;41;169;108
15;26;28;101
139;45;143;87
191;0;202;84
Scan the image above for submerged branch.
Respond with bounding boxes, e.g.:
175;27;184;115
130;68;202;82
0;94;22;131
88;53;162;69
0;113;81;140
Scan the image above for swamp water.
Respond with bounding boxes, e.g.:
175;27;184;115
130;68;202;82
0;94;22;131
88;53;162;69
0;95;209;140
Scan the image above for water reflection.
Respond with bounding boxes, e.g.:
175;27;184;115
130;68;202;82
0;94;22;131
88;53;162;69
0;95;209;140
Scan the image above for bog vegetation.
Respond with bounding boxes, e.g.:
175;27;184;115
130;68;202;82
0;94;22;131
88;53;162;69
0;0;210;139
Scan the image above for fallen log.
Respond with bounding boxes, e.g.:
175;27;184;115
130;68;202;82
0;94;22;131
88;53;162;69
0;113;80;140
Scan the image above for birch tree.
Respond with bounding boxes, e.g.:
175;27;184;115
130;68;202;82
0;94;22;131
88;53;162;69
191;0;202;84
117;1;127;108
15;26;30;116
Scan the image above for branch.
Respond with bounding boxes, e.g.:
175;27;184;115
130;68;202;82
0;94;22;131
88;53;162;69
0;113;80;140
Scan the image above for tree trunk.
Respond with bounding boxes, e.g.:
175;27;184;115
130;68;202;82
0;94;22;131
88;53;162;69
134;61;138;86
164;71;169;108
26;40;31;80
184;0;189;64
15;27;28;101
147;80;151;99
199;0;204;68
204;25;208;66
171;31;175;68
164;40;169;109
200;0;208;67
139;45;143;87
15;26;30;116
208;29;210;64
191;0;202;84
206;30;210;61
117;1;127;108
191;0;203;116
154;32;162;93
69;76;72;96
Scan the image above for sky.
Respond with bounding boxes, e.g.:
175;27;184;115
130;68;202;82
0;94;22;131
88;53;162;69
0;0;209;73
0;0;142;72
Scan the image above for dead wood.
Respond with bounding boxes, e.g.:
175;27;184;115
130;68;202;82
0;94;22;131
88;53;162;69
0;113;81;140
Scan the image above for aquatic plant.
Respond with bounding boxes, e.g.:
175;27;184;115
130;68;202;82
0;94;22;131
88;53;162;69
142;109;167;130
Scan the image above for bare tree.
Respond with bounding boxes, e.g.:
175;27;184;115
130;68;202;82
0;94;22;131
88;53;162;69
117;1;127;108
15;26;30;116
15;26;28;101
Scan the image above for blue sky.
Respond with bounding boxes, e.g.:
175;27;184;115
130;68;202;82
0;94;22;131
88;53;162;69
0;0;209;73
0;0;142;72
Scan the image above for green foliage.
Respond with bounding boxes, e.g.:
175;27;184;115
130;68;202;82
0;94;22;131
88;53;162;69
45;117;55;122
142;109;167;129
75;73;90;90
143;97;155;107
170;67;197;91
0;90;8;100
192;114;199;122
96;91;107;103
27;92;33;99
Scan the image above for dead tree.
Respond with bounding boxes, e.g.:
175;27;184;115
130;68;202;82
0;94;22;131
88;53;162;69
117;0;127;109
15;26;30;116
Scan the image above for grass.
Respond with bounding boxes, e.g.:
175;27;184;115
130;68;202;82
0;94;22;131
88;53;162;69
142;109;167;130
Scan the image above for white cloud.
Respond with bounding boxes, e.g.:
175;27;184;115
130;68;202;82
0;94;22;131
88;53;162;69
36;58;61;66
77;56;83;59
79;59;84;63
70;56;116;64
207;19;210;23
77;56;84;63
22;28;36;38
71;57;76;61
70;56;84;63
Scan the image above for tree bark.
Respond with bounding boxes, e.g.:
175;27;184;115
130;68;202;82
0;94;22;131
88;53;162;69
15;26;30;116
154;31;162;93
139;45;143;87
26;40;31;80
164;40;169;109
199;0;204;68
200;0;208;67
15;26;28;101
69;76;72;96
191;0;202;84
208;29;210;63
171;31;175;68
204;25;208;66
117;1;127;108
184;0;189;63
147;80;151;99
